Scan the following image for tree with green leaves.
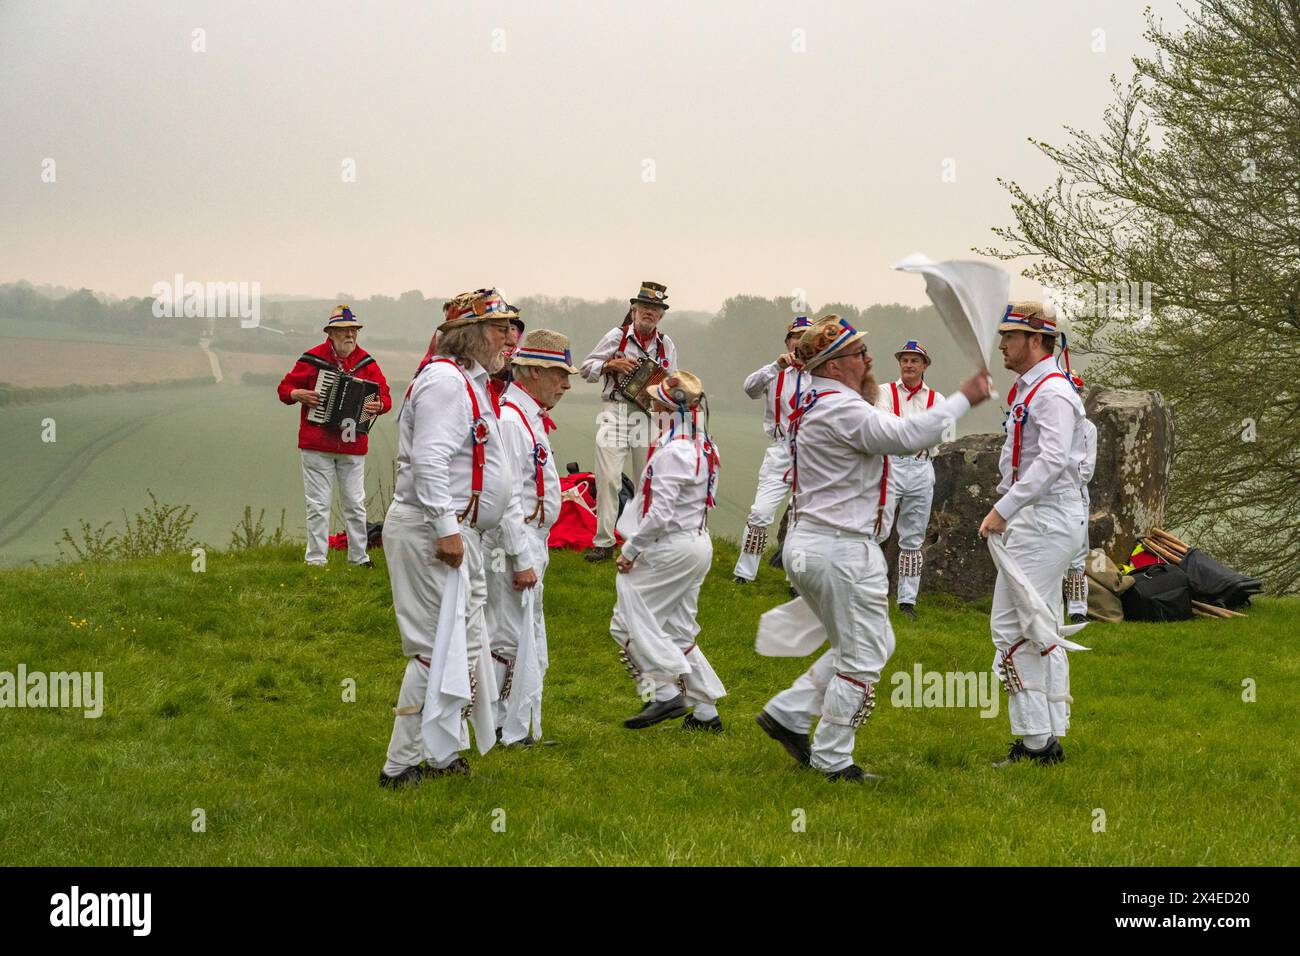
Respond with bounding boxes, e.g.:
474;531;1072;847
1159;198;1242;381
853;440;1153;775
985;0;1300;593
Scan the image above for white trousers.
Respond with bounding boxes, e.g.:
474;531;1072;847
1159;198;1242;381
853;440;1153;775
1065;490;1090;617
887;456;934;605
300;449;368;565
484;526;551;741
610;530;722;706
733;442;792;581
592;401;651;548
383;503;488;773
990;494;1086;738
766;525;894;772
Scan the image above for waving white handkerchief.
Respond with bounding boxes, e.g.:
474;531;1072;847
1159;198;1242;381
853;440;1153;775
987;534;1090;652
755;596;828;658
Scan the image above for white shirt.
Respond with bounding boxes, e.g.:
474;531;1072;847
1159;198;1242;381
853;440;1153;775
391;356;529;565
743;361;812;442
621;423;719;560
1078;417;1097;500
994;355;1087;521
580;324;678;401
875;378;947;459
497;382;562;533
789;374;971;539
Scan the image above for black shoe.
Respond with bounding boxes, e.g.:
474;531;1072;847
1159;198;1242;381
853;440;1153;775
423;756;472;777
993;737;1065;768
898;603;917;621
755;710;811;766
824;764;882;784
682;713;723;732
378;765;422;789
1069;613;1087;624
623;695;690;729
352;559;376;569
584;546;614;563
788;585;799;598
733;576;752;585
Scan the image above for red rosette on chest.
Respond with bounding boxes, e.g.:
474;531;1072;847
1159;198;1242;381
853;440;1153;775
472;417;491;445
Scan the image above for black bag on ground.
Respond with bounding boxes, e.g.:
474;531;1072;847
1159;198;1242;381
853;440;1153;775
1180;548;1262;610
1121;563;1193;622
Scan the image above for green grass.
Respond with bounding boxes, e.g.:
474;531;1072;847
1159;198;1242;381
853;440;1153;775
1;542;1296;866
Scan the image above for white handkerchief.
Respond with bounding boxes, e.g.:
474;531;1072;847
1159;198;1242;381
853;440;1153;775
421;563;471;766
755;596;828;657
988;534;1090;652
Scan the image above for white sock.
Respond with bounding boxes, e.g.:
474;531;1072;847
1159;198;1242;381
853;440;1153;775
692;701;718;721
1023;733;1051;751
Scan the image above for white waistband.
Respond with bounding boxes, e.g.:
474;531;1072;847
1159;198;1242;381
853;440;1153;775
791;518;881;543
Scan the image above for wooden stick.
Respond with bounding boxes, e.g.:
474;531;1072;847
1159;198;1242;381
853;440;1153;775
1142;538;1182;565
1191;600;1246;619
1152;527;1191;552
1148;528;1187;554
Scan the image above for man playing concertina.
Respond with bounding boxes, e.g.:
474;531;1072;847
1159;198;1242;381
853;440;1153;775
484;329;576;746
611;371;726;732
277;304;391;567
875;340;945;620
978;302;1088;766
579;281;678;562
732;315;813;584
379;289;536;788
756;316;990;782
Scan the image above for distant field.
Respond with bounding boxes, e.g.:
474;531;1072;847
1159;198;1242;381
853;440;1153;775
0;337;213;388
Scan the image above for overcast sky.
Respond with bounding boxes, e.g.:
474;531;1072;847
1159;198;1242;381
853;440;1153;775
0;0;1186;311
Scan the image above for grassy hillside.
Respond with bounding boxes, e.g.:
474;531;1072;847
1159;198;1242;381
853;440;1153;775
0;543;1295;866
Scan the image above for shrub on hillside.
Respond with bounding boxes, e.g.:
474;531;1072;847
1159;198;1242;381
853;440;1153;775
229;506;289;551
57;490;199;563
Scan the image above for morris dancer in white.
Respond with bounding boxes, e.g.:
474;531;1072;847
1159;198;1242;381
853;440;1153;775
380;289;536;787
1064;372;1097;623
579;281;678;562
611;371;726;731
978;302;1087;766
876;340;944;619
485;330;575;745
733;315;813;584
755;317;989;781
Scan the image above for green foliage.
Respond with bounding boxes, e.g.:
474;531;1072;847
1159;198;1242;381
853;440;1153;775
57;490;198;563
985;0;1300;592
229;506;289;551
1;543;1297;865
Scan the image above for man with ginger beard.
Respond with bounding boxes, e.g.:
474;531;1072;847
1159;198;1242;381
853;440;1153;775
379;288;537;787
754;315;990;782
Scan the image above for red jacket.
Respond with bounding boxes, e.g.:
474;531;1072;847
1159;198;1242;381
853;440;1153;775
277;341;393;455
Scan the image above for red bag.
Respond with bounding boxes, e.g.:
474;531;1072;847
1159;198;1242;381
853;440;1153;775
549;472;600;551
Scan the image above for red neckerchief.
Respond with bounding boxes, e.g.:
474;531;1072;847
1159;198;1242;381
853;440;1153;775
903;379;925;401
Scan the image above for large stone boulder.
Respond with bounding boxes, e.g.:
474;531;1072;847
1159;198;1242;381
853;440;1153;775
1084;388;1175;560
883;388;1174;600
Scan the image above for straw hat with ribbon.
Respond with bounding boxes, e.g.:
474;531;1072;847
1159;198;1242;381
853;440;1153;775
323;304;363;332
511;329;578;374
795;315;867;373
439;288;520;332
